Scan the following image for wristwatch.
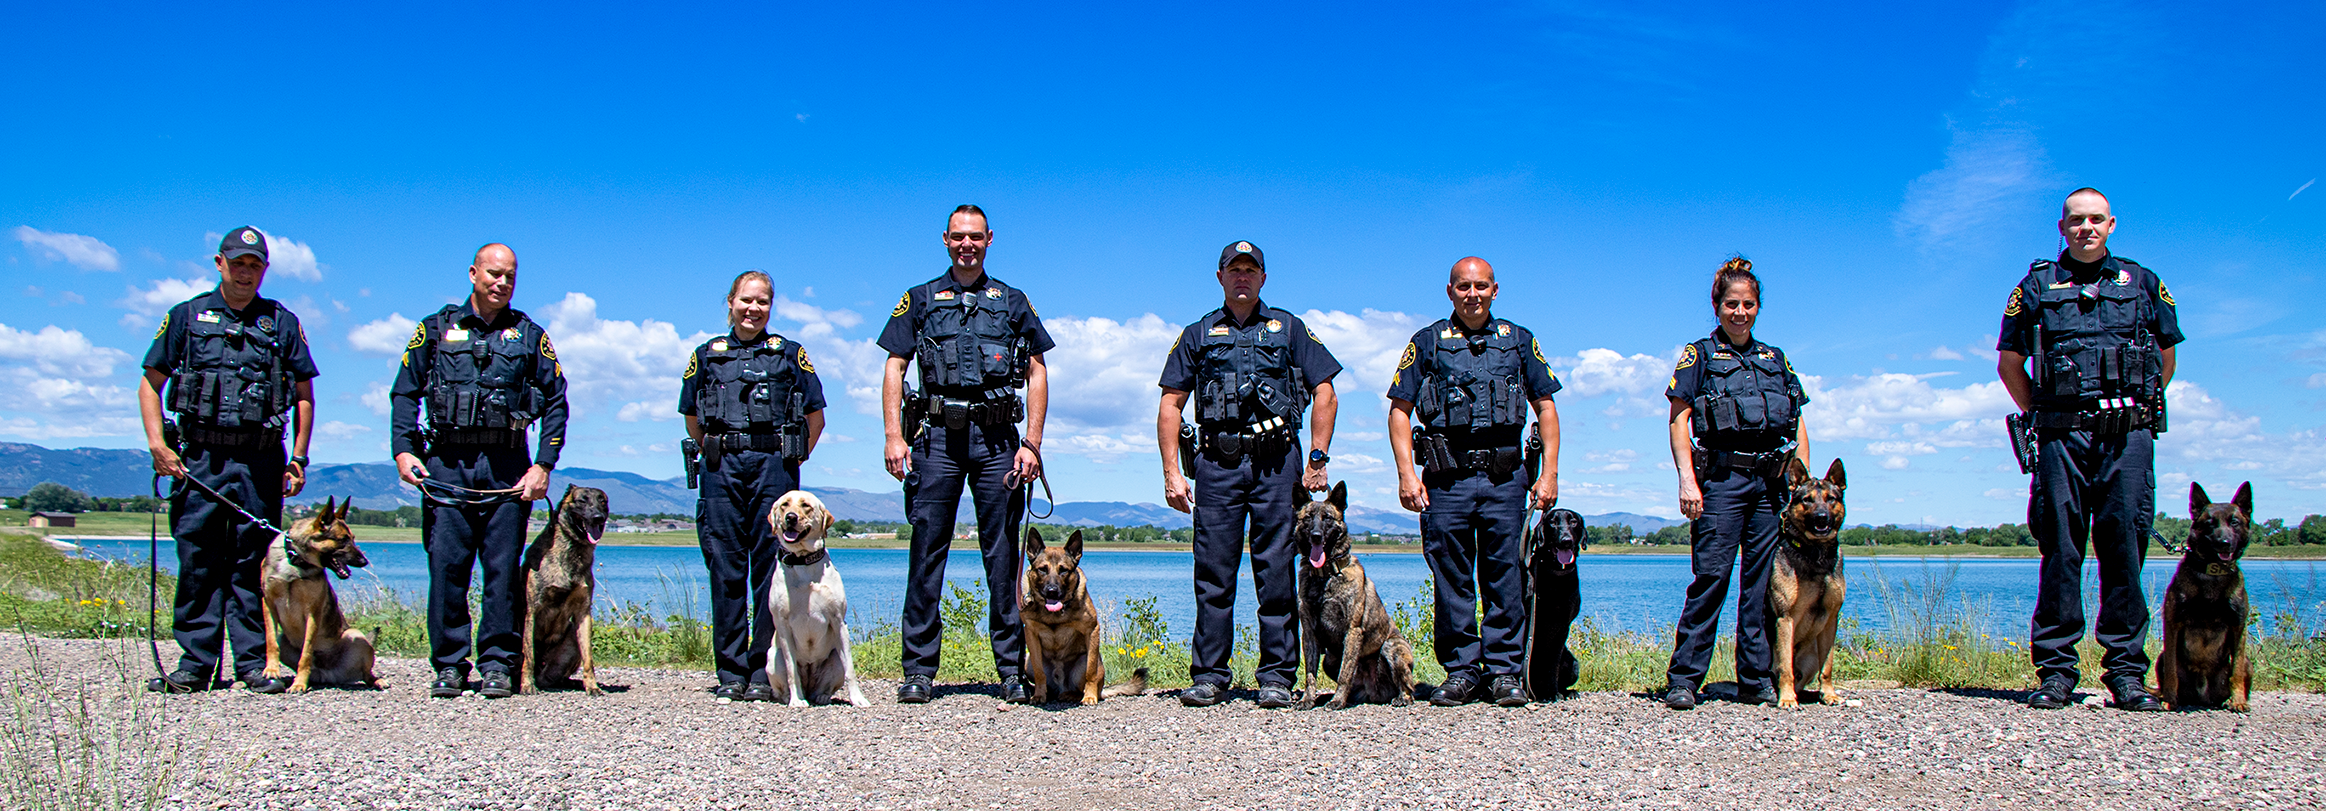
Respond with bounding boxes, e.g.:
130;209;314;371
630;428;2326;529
1309;449;1329;466
289;455;310;471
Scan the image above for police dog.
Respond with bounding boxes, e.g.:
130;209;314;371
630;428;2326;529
1295;482;1417;709
2160;482;2254;712
1020;528;1149;705
767;490;868;707
1770;457;1847;708
261;497;376;692
521;485;606;695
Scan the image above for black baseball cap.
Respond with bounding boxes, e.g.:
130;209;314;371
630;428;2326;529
1218;240;1264;271
219;226;268;261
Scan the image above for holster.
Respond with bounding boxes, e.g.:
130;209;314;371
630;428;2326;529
1524;422;1544;484
1412;425;1459;475
160;419;182;454
701;433;724;472
681;437;701;489
900;390;928;443
2005;412;2036;475
1177;422;1199;477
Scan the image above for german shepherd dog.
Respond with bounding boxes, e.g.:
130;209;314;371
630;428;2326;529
261;497;376;691
1020;528;1149;705
520;485;606;695
1769;457;1847;708
2160;482;2254;712
1294;482;1417;709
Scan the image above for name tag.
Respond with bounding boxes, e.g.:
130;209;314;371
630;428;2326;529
934;290;955;300
444;328;470;342
1207;326;1230;336
196;311;221;323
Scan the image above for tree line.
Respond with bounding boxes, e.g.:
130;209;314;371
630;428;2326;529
1592;513;2326;548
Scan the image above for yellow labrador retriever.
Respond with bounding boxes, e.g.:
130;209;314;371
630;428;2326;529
767;490;869;707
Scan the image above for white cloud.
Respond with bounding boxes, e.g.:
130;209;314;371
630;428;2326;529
817;337;895;416
262;234;324;282
537;292;715;423
1984;487;2023;501
1802;372;2014;442
2309;373;2326;389
361;380;392;416
1926;345;1965;361
0;323;138;438
348;313;417;355
1035;314;1184;461
1551;347;1675;398
2155;380;2326;491
772;296;863;340
116;277;212;330
1865;441;1938;456
1881;456;1911;470
1299;308;1424;413
317;421;371;442
12;226;120;271
1895;124;2053;253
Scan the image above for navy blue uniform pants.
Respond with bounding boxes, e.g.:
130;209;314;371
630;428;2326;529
420;446;534;676
901;422;1025;680
1420;465;1530;680
698;449;798;685
2029;428;2154;684
1666;465;1780;692
168;441;284;679
1191;439;1303;688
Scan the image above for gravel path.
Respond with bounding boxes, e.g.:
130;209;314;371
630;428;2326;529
7;638;2324;810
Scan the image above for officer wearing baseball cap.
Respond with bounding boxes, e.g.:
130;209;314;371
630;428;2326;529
139;226;321;693
1157;240;1341;708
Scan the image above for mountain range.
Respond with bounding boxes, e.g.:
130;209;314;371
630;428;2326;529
0;442;1682;533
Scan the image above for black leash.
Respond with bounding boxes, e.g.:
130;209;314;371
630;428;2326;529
408;464;529;508
146;475;169;680
2153;528;2185;555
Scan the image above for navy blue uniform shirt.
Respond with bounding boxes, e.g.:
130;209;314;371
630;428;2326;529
875;271;1057;360
1383;315;1562;405
1664;330;1808;408
1157;303;1343;392
388;301;570;468
1994;253;2184;356
677;331;830;417
142;288;321;382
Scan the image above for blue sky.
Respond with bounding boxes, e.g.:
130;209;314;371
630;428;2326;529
4;0;2321;524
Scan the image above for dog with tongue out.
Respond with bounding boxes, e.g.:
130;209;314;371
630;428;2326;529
1293;483;1419;709
1019;528;1148;705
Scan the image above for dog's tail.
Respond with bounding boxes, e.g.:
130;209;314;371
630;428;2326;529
1100;667;1150;698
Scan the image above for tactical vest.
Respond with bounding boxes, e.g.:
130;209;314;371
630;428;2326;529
2023;259;2162;412
422;306;547;431
1193;308;1307;430
165;299;294;431
1414;319;1530;434
1688;338;1800;446
913;281;1024;394
695;335;806;434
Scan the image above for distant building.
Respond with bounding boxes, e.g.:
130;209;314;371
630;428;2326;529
28;511;77;528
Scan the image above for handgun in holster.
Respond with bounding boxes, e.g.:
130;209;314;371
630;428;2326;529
2005;413;2036;475
159;418;183;454
681;437;702;489
779;391;811;461
1177;422;1199;477
700;434;724;474
900;389;928;443
1524;422;1544;484
1412;425;1458;475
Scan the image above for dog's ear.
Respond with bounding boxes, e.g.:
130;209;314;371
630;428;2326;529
1296;487;1313;507
2191;482;2212;515
1784;455;1810;489
1023;527;1045;555
1328;481;1347;514
809;498;834;535
1824;458;1846;490
2233;482;2253;518
317;496;335;524
1065;530;1084;560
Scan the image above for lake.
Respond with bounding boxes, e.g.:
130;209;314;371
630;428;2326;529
65;538;2326;641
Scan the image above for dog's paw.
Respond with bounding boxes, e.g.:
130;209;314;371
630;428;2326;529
788;698;811;708
2228;700;2250;713
1391;694;1413;707
1777;697;1798;708
584;685;604;697
1818;692;1842;706
287;681;311;694
1327;697;1350;710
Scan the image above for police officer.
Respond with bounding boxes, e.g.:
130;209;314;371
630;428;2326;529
1998;188;2178;712
1386;257;1561;708
878;205;1054;705
681;270;827;702
138;226;319;694
1157;240;1341;708
389;243;569;699
1660;257;1811;710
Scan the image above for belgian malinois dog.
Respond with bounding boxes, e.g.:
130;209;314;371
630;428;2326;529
1295;482;1417;709
1770;457;1847;708
2160;482;2254;712
520;485;606;695
1020;527;1148;705
261;497;376;692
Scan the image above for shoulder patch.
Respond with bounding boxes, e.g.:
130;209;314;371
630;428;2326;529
540;334;557;361
154;313;169;340
1676;343;1698;370
891;293;911;317
406;321;426;350
797;346;814;373
1397;342;1416;370
1532;338;1547;365
2158;283;2176;306
2003;287;2024;317
683;352;698;379
1309;328;1326;347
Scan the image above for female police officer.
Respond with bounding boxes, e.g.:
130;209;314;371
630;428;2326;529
680;270;826;702
1660;257;1811;710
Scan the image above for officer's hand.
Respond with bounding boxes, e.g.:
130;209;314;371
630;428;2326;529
1529;473;1558;511
1301;463;1328;492
884;436;911;481
395;453;428;486
1013;445;1042;484
517;464;551;502
150;444;186;479
1678;479;1704;521
1397;472;1429;513
1164;472;1193;513
283;464;307;498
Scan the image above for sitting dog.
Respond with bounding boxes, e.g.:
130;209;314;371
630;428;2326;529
766;490;868;707
1522;508;1585;701
261;497;376;692
1769;457;1847;708
521;485;607;695
1294;482;1417;709
1020;528;1149;705
2160;482;2254;712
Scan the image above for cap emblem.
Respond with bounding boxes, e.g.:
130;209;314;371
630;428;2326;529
240;230;259;245
1235;241;1253;253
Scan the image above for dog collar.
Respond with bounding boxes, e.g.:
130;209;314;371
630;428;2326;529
781;548;829;567
2202;562;2237;577
278;533;321;572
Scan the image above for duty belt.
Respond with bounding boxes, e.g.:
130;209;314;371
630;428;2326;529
1699;448;1789;477
432;428;525;448
1203;416;1292;459
181;425;280;449
712;431;784;452
1451;446;1524;476
2033;401;2156;433
919;394;1020;430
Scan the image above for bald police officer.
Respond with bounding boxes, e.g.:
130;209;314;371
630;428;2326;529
879;205;1054;705
1998;188;2179;712
1387;257;1562;707
1158;241;1340;708
391;243;570;699
139;226;319;693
